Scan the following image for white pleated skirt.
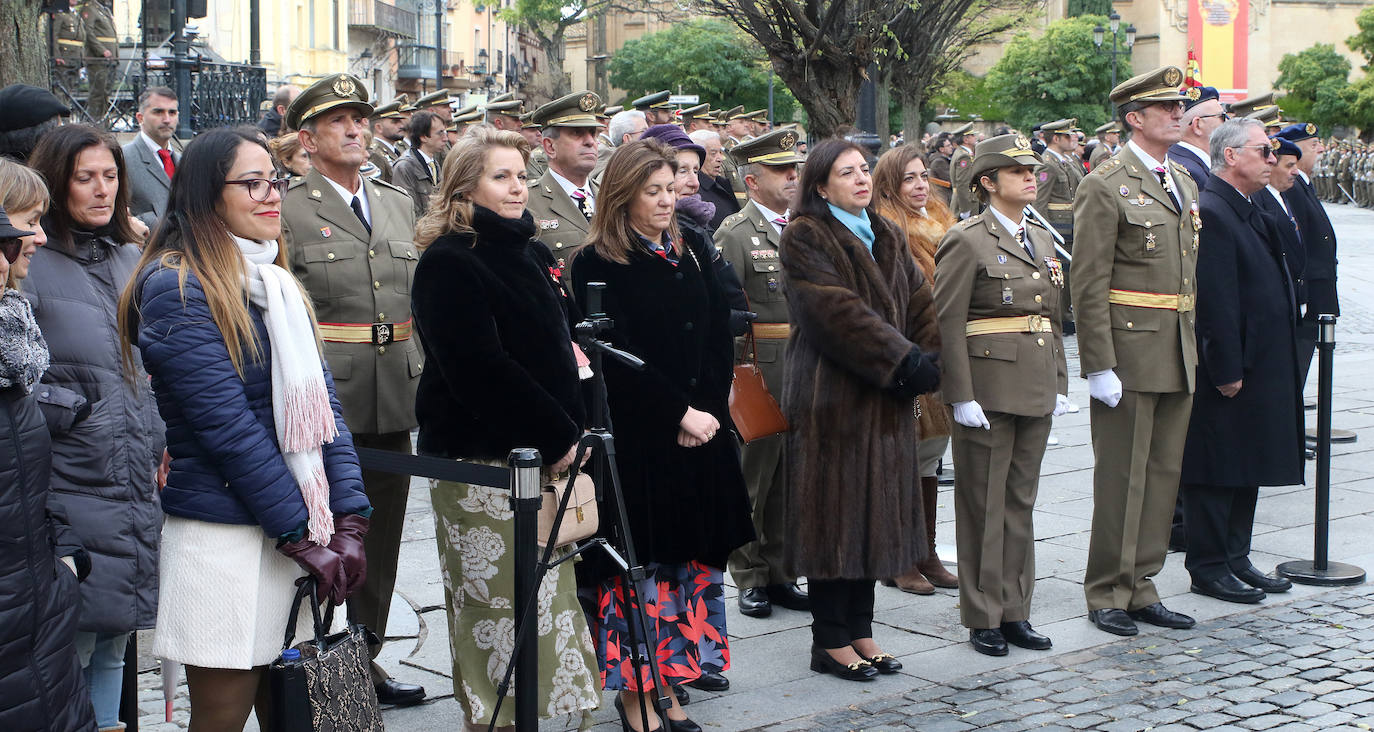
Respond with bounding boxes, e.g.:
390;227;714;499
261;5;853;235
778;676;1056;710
153;515;325;669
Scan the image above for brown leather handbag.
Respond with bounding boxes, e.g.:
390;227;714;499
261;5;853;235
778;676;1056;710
729;328;789;444
537;472;598;549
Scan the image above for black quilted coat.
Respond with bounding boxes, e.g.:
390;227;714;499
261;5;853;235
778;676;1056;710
0;383;97;731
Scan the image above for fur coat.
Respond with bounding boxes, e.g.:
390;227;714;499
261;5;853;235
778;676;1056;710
779;209;941;580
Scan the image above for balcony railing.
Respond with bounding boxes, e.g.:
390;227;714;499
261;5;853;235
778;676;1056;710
50;53;267;132
397;43;437;80
350;0;418;38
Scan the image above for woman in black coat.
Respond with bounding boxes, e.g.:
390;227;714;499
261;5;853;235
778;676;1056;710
0;204;97;731
1182;120;1304;603
410;127;602;731
571;139;754;732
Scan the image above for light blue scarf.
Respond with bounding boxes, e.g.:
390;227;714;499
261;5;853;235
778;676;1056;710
828;203;875;254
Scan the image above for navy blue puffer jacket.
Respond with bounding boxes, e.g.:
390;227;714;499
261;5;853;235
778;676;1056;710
134;264;369;537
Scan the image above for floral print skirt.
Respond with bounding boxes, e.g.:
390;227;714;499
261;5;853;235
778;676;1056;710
583;561;730;691
431;476;601;728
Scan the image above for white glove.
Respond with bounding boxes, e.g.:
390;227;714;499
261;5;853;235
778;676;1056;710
952;400;991;430
1053;393;1071;417
1087;369;1123;408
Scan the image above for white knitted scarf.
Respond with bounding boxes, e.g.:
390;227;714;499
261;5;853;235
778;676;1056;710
235;236;337;545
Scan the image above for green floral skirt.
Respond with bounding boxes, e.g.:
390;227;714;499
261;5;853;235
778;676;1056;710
430;475;602;728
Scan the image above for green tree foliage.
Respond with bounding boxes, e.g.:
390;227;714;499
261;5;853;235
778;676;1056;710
1067;0;1112;17
607;19;798;120
1275;44;1351;130
1347;6;1374;72
923;70;1007;124
986;15;1128;132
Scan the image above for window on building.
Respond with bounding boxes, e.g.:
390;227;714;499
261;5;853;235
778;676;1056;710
333;0;340;49
308;0;316;47
497;50;503;73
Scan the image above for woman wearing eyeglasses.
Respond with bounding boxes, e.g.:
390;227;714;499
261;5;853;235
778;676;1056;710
117;127;371;729
23;124;167;729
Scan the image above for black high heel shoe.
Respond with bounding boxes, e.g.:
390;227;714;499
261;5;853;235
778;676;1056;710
615;695;663;732
867;652;903;673
809;644;879;681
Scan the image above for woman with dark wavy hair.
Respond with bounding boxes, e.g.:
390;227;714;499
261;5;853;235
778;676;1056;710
117;127;370;730
25;123;163;729
571;139;754;732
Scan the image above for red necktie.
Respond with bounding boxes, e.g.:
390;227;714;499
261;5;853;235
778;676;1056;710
158;149;175;179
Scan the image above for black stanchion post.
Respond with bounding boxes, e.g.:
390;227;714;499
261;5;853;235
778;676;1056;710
1278;314;1366;586
120;634;139;732
508;448;542;732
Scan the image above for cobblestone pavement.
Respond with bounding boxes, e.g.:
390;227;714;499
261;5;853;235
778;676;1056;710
754;586;1374;732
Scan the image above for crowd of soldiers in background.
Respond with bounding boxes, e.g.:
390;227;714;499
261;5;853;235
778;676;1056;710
1314;142;1374;206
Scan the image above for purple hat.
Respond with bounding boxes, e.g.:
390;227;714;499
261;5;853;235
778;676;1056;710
640;124;706;164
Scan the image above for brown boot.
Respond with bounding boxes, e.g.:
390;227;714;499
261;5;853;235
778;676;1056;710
887;566;935;595
917;475;960;588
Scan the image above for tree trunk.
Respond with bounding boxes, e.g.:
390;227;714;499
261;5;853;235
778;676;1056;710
541;29;571;96
1;0;49;88
899;85;926;151
875;67;891;141
772;57;863;139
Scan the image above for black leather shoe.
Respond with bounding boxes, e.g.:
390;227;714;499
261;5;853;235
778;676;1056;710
1234;566;1292;594
1127;602;1196;629
686;669;729;692
766;582;811;611
672;685;689;706
614;695;663;732
999;621;1052;650
667;716;702;732
1088;608;1139;636
809;645;878;681
1191;573;1265;604
374;678;426;706
969;628;1008;656
737;587;772;618
867;652;903;673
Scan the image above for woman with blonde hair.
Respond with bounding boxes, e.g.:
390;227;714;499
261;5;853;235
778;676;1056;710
118;126;370;729
571;139;754;732
268;133;311;177
871;145;961;595
0;159;49;290
411;126;601;732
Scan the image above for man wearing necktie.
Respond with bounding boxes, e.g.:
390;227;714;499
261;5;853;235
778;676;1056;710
391;110;446;219
714;129;811;633
1276;123;1340;386
1071;66;1200;638
1256;138;1307;320
123;87;180;230
278;74;427;708
525;90;604;274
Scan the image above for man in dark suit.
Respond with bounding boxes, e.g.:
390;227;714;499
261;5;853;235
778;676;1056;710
391;110;445;219
1277;123;1339;384
122;87;180;229
1257;138;1307;315
1169;86;1225;188
1182;118;1303;605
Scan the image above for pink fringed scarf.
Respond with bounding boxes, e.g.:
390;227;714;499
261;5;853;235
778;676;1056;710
236;236;337;545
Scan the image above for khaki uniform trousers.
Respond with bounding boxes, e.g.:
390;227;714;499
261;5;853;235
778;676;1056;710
728;432;792;589
953;412;1051;629
348;429;414;682
1084;389;1193;612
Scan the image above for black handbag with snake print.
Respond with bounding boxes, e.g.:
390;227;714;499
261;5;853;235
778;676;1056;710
269;578;385;731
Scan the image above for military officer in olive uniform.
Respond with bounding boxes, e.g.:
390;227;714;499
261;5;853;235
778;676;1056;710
524;91;602;275
1035;118;1085;328
76;0;117;122
631;89;675;125
949;122;979;219
714;129;811;623
934;133;1069;657
50;3;86;97
279;74;427;707
368;101;406;183
1089;122;1121;171
1072;67;1200;638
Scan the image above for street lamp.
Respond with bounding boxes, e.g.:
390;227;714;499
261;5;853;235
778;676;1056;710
1093;11;1136;109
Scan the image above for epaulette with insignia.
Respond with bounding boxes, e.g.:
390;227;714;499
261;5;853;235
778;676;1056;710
1169;160;1190;175
287;176;308;191
954;216;981;231
720;212;744;228
1093;157;1125;176
370;177;407;195
1025;216;1050;229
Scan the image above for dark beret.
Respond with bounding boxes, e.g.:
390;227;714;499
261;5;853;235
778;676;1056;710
0;84;70;132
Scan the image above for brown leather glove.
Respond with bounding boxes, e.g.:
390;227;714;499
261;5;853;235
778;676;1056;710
277;539;348;606
326;513;369;600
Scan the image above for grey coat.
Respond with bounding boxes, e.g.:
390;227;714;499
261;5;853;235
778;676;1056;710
121;137;177;230
23;226;165;633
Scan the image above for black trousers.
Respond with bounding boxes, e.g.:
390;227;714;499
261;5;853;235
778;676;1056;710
1298;318;1319;389
1182;483;1259;581
809;578;875;649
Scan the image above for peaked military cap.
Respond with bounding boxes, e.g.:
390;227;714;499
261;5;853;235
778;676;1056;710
1041;118;1078;135
726;106;750;120
415;90;452;110
1227;92;1279;118
950;122;975;136
485;96;524;115
680;103;709;119
286;73;373;130
1182;85;1220;112
454;109;484;125
532;90;603;128
1247;105;1284;129
968;133;1041;184
1276;122;1319;143
487;92;515;104
602;105;624;117
729;127;805;167
746;109;768;122
390;93;415;112
631;90;672;110
370;101;404;120
1273;137;1302;159
1109;66;1186;106
1094;121;1120;135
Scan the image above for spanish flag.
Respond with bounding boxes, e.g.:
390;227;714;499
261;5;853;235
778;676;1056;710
1188;0;1248;101
1185;48;1202;88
